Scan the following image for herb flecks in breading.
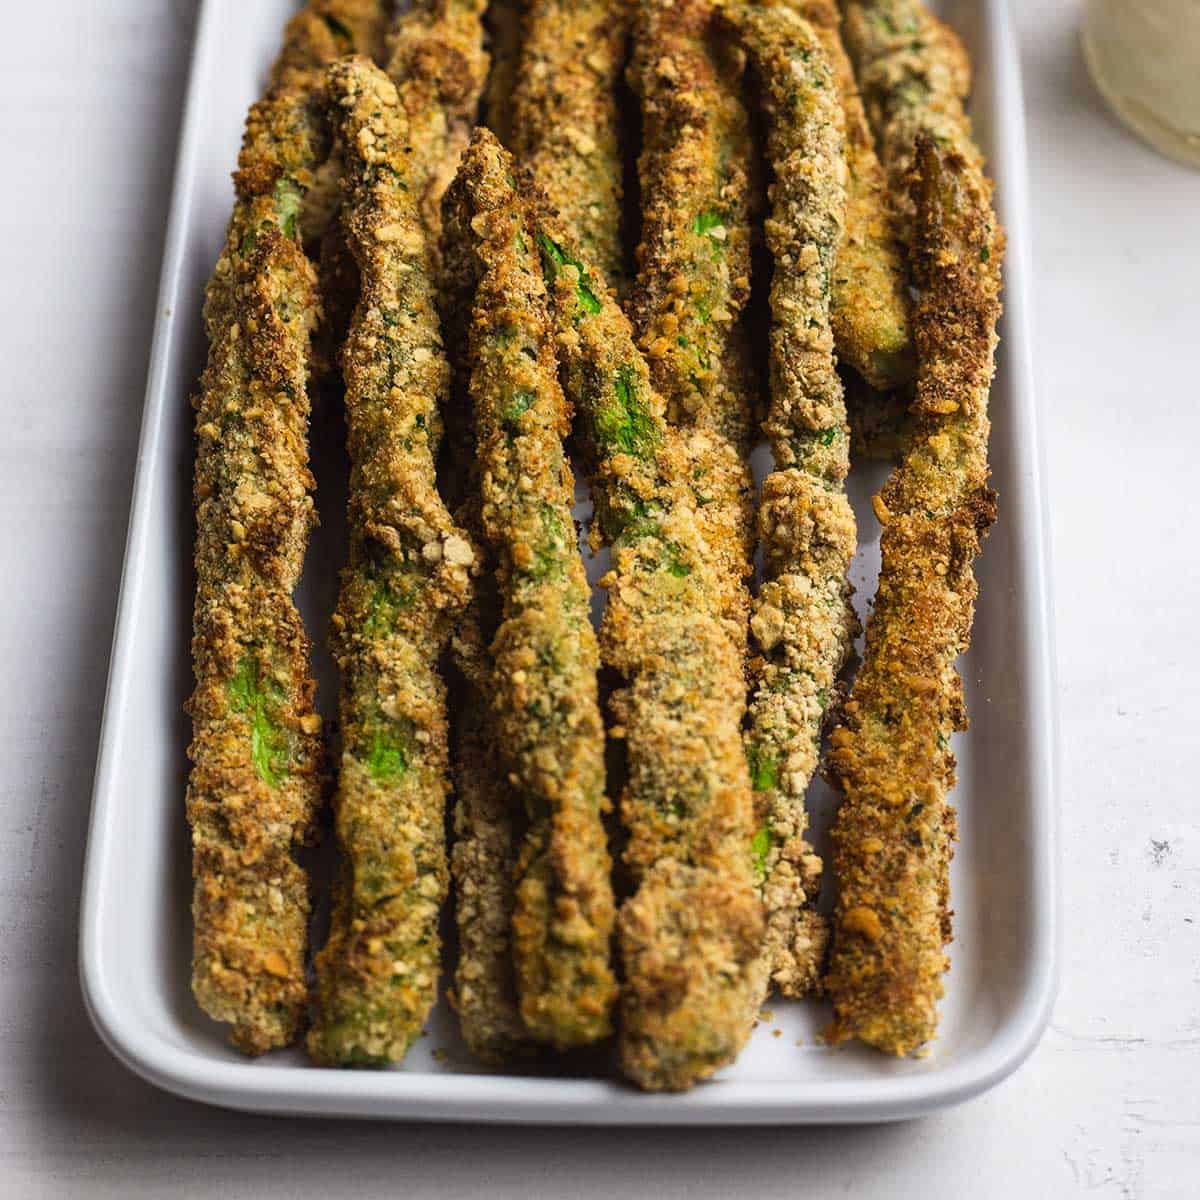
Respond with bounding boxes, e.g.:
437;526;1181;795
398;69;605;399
628;0;756;638
512;0;629;295
824;134;1002;1056
188;0;380;1057
527;142;763;1090
445;132;617;1048
308;58;474;1068
722;2;858;1001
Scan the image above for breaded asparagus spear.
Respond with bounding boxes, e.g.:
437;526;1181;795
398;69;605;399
784;0;912;391
276;1;391;243
628;0;755;631
207;0;386;334
840;0;977;246
722;3;857;1000
444;132;618;1047
434;127;538;1063
447;583;534;1062
317;2;494;373
271;0;390;92
523;144;763;1089
308;57;475;1067
285;2;392;381
511;0;629;296
824;134;1002;1055
432;134;535;1062
188;2;364;1056
629;0;752;443
386;0;491;244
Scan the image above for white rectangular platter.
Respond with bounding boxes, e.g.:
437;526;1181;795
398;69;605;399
79;0;1058;1124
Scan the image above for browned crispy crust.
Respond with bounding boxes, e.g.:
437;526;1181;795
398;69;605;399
840;0;977;246
511;0;630;295
824;134;1003;1055
628;0;755;636
786;0;913;392
186;1;378;1057
288;3;392;379
445;132;618;1047
447;580;534;1062
721;2;855;1002
307;58;475;1067
528;155;763;1090
386;0;491;247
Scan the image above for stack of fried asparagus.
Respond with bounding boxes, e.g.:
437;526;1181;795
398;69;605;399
186;0;1003;1087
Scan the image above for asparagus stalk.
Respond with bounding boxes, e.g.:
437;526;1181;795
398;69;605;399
444;131;618;1048
839;0;979;247
824;133;1002;1055
630;0;753;447
433;113;538;1064
270;0;390;92
511;0;630;295
307;57;475;1066
186;0;376;1056
523;144;762;1090
277;0;392;248
786;0;913;391
292;2;392;381
385;0;491;245
720;2;858;1000
628;0;756;633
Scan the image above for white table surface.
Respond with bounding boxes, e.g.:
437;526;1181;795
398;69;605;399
2;2;1196;1196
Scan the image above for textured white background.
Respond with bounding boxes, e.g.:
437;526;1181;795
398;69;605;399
2;2;1197;1196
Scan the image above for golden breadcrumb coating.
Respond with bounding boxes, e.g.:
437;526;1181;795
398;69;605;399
447;575;535;1062
524;143;763;1090
436;131;537;1065
628;0;756;634
511;0;630;295
187;0;372;1057
445;132;618;1047
722;2;856;1000
274;0;391;245
784;0;913;391
289;3;391;382
386;0;491;246
307;58;475;1067
840;0;977;246
824;133;1003;1056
